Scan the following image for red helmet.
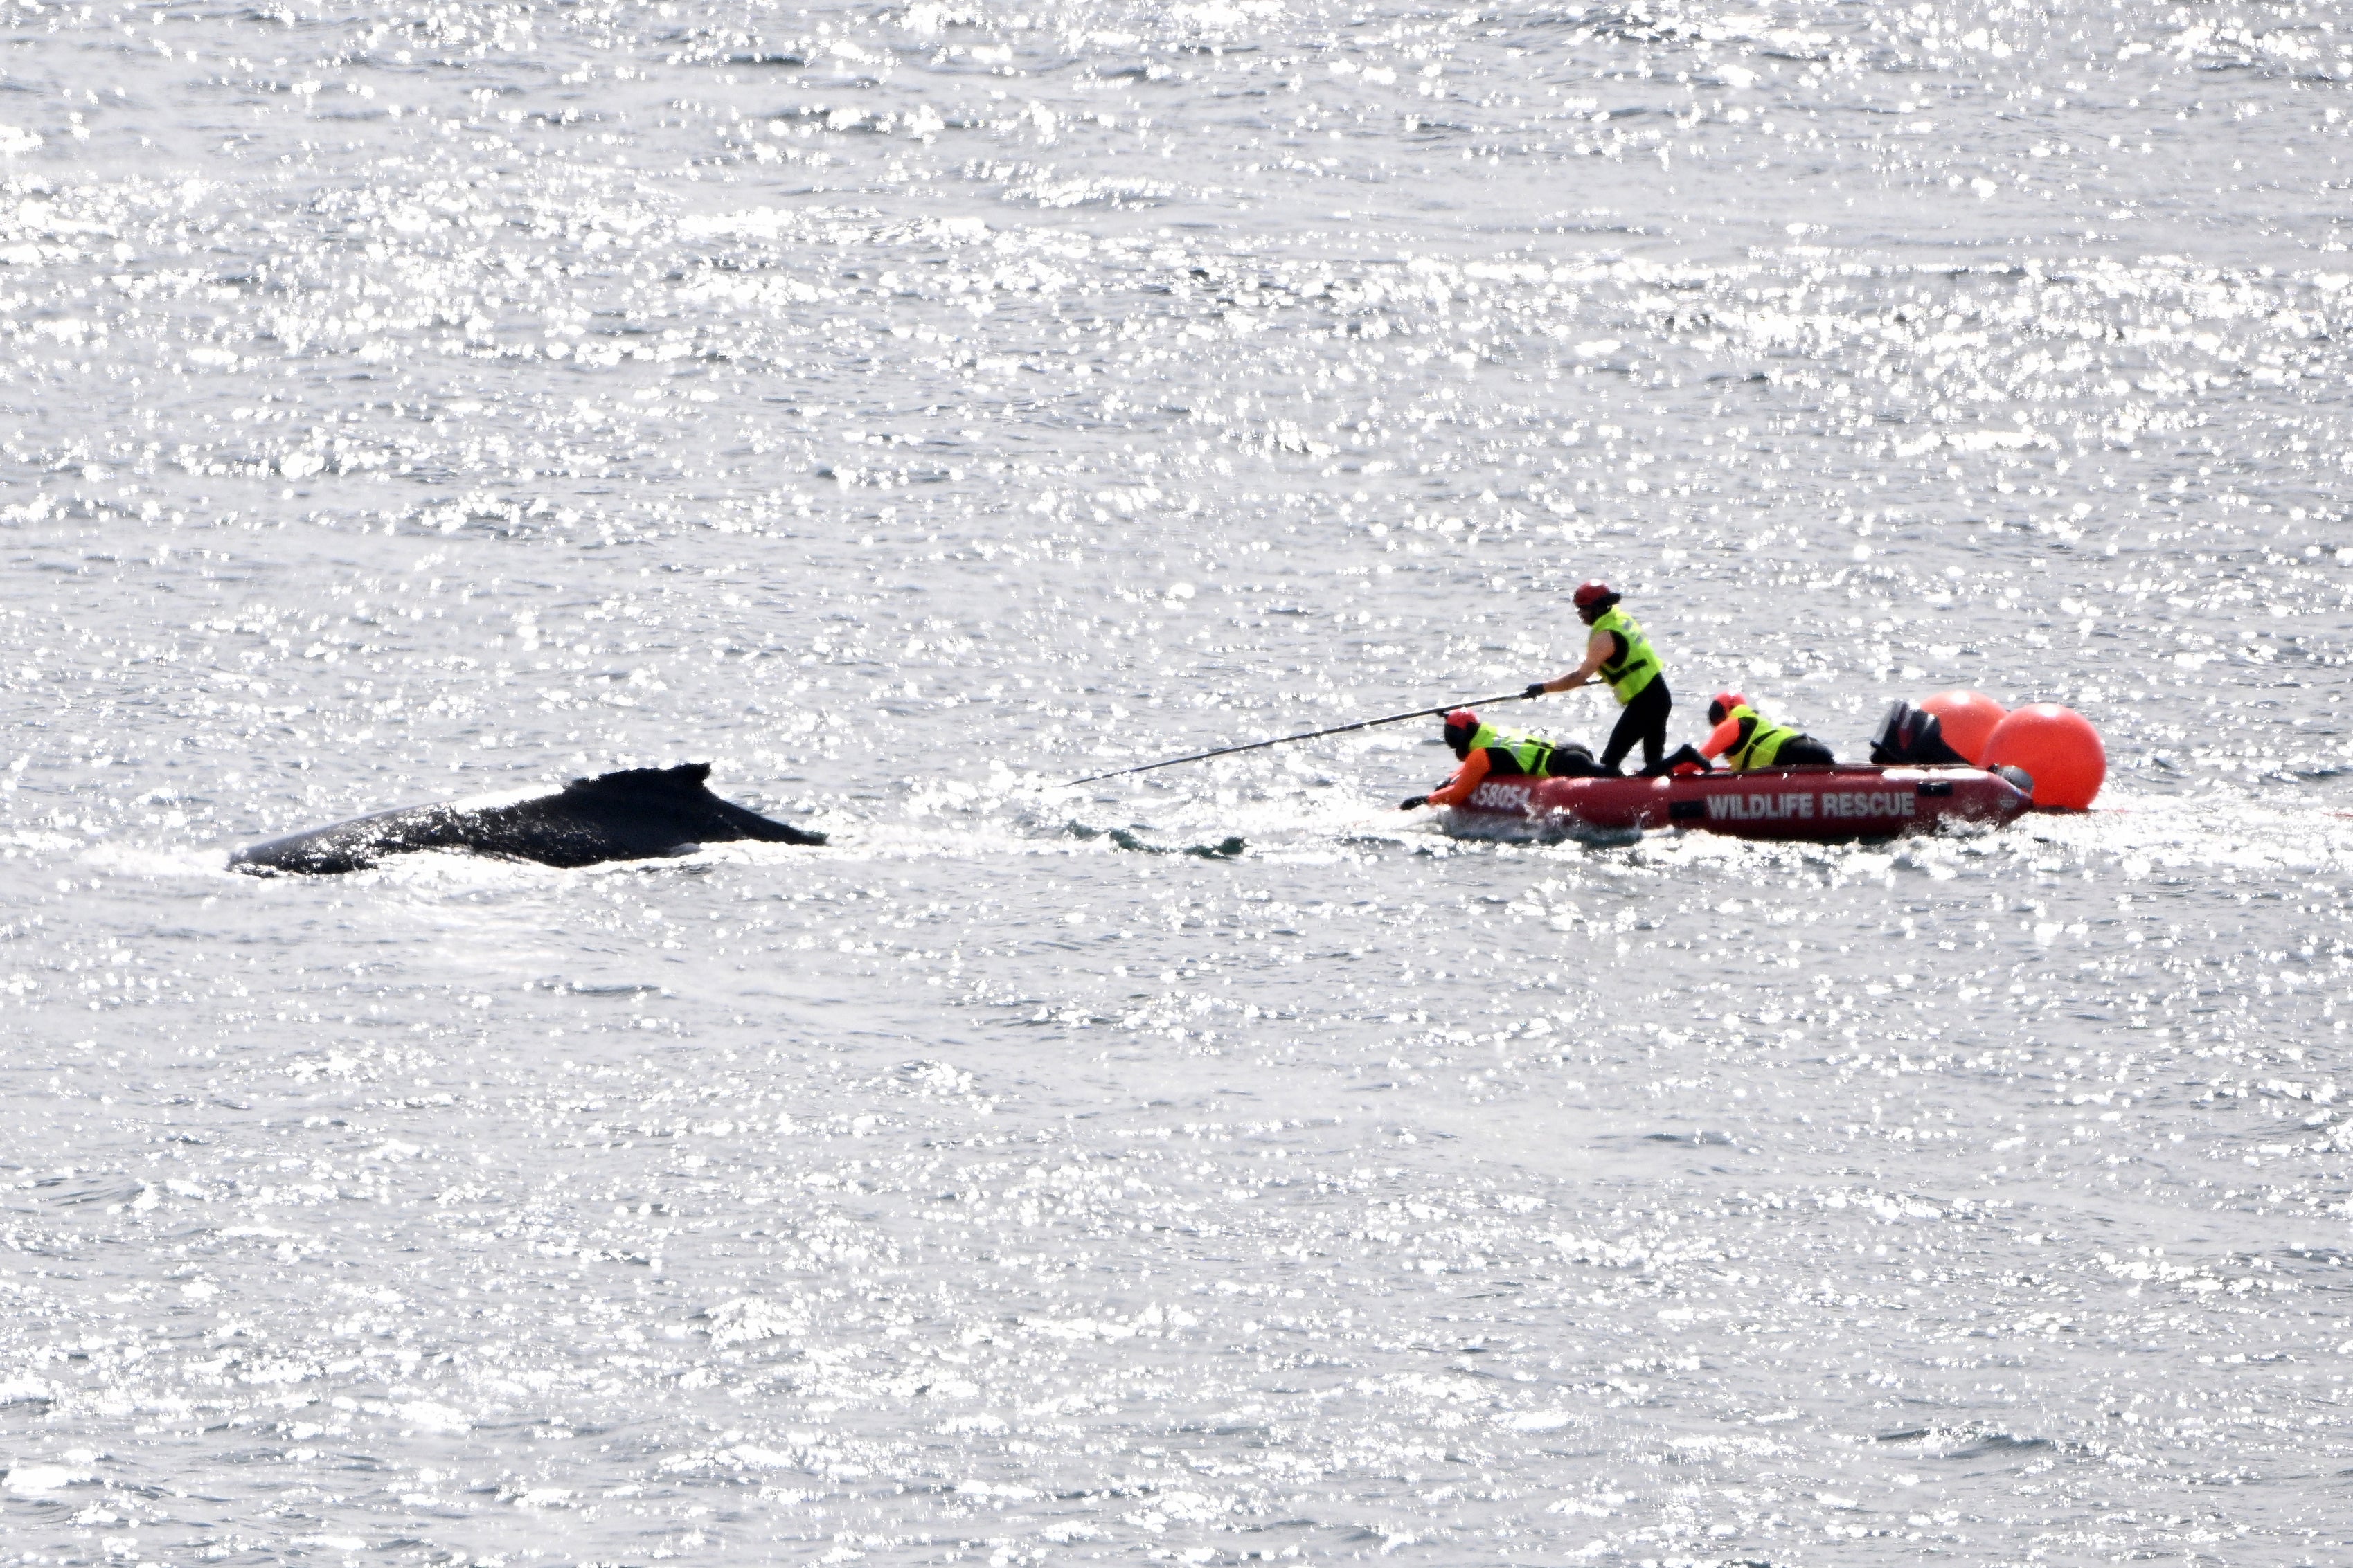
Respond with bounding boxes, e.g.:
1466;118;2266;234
1442;708;1480;750
1573;580;1618;611
1708;690;1749;726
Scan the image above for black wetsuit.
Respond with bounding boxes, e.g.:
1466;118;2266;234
1602;675;1672;775
1537;741;1613;778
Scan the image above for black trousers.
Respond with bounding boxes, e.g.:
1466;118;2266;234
1602;677;1671;773
1541;741;1611;778
1775;736;1836;766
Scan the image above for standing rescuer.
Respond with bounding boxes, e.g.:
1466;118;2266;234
1524;581;1671;775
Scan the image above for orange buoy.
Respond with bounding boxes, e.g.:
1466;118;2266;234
1917;690;2007;764
1982;703;2106;810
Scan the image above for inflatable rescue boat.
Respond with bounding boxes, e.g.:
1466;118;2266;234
1444;764;2031;842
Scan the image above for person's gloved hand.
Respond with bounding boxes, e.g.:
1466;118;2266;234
1522;682;1546;699
1399;795;1429;811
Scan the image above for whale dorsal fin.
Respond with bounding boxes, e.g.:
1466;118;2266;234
565;762;714;795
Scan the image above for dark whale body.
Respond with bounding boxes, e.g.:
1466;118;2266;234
229;763;824;874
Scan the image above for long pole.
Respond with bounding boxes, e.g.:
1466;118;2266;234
1063;690;1538;786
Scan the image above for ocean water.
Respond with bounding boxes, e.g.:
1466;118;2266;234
3;1;2350;1562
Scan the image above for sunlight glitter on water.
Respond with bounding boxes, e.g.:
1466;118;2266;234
3;0;2352;1562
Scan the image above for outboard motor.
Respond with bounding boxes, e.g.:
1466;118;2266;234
1870;699;1969;766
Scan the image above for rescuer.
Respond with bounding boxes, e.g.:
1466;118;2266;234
1400;708;1607;810
1686;691;1836;771
1523;581;1672;775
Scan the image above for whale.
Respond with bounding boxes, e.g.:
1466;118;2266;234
229;763;824;874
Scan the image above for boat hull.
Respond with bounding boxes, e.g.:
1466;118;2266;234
1444;764;2030;842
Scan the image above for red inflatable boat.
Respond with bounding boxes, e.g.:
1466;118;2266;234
1444;764;2031;842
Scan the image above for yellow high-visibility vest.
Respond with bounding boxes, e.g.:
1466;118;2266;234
1589;606;1662;704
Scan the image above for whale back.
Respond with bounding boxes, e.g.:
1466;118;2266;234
230;763;824;874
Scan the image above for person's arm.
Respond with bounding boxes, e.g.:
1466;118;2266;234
1530;627;1618;695
1700;717;1742;760
1424;748;1494;807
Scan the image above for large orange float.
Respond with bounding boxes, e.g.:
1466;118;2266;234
1917;689;2008;765
1983;703;2106;810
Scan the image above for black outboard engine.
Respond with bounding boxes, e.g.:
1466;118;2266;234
1870;700;1970;766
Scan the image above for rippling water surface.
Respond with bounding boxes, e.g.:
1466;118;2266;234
4;1;2352;1562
